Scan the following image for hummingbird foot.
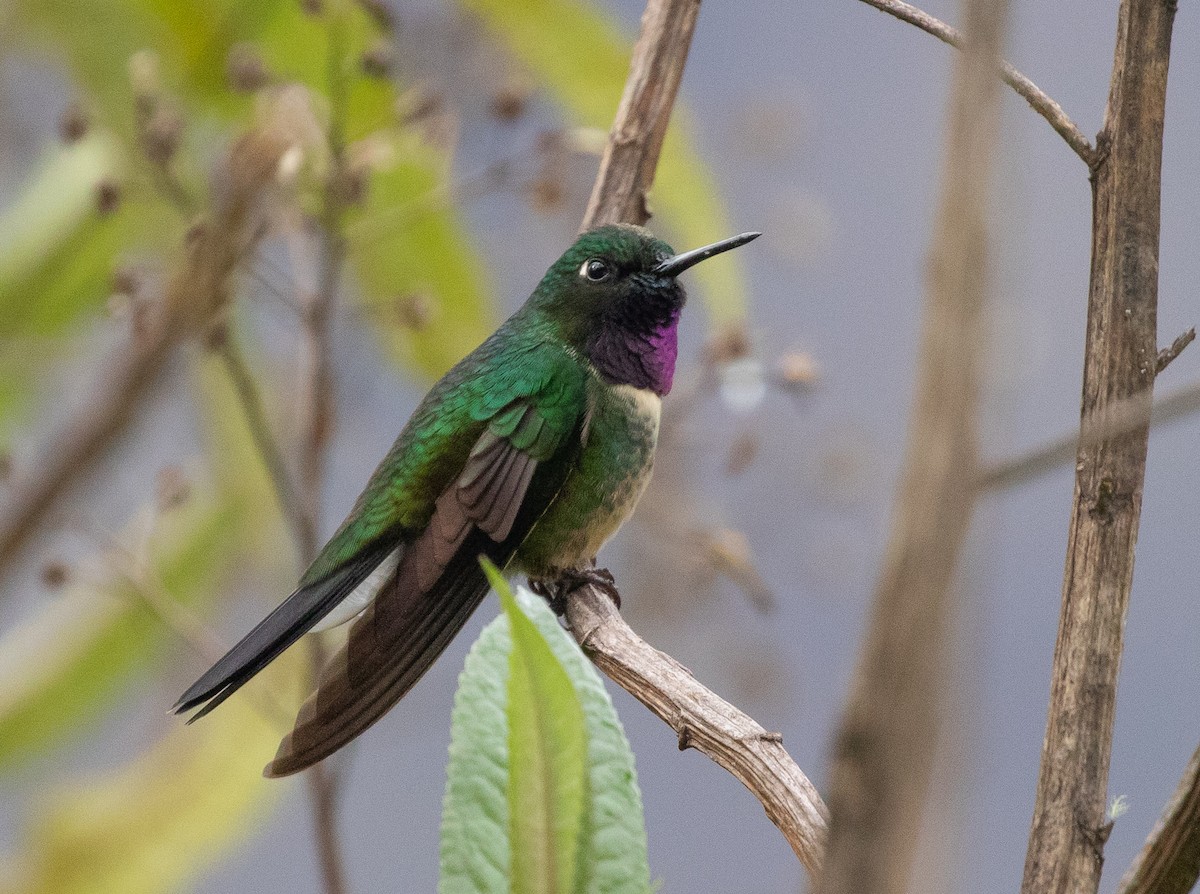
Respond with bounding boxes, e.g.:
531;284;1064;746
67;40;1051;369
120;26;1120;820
528;565;621;616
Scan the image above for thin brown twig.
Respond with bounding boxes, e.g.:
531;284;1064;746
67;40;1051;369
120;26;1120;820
1116;743;1200;894
1021;2;1178;892
564;0;829;876
563;588;828;873
814;1;1007;892
214;334;315;554
981;376;1200;493
580;0;701;230
292;14;351;894
1156;327;1195;375
855;0;1095;166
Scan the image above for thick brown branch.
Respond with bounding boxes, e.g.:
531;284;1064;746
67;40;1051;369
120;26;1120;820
814;2;1007;892
856;0;1095;165
580;0;700;229
1021;3;1177;893
563;585;828;874
1116;743;1200;894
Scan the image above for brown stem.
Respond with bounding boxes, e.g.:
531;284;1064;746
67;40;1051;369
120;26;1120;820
1116;743;1200;894
0;124;288;582
855;0;1095;165
1021;3;1177;893
580;0;701;230
813;1;1007;892
563;586;828;874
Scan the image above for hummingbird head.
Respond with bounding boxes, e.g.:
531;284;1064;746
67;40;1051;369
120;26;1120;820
528;224;760;396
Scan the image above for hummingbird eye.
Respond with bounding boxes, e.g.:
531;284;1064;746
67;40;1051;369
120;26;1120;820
580;259;611;282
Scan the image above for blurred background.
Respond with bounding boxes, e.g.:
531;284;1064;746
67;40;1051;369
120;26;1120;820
0;0;1197;892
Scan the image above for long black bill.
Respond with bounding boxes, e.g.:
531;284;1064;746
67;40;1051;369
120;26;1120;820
652;231;761;277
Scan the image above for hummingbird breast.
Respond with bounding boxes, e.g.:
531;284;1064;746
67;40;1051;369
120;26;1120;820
513;376;661;578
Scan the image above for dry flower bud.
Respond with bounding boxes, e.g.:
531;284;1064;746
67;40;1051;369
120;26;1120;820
95;180;122;216
775;350;820;390
491;80;533;122
528;176;564;213
141;105;183;165
59;101;90;144
227;43;270;93
394;293;433;331
40;561;70;590
155;466;192;512
396;85;441;127
703;326;752;364
360;39;395;79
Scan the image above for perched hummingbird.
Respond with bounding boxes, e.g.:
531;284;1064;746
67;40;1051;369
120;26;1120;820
175;224;759;777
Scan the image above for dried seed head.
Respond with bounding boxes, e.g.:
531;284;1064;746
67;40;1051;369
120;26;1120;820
703;326;752;365
95;180;122;216
394;293;433;331
360;39;395;79
775;350;820;390
490;80;533;122
396;85;440;127
140;105;183;165
59;101;90;144
528;176;564;213
40;561;70;590
155;466;191;512
227;43;270;93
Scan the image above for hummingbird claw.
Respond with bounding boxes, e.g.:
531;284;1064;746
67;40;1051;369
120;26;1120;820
528;566;621;615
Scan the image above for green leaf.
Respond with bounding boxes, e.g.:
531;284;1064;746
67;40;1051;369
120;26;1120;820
490;563;588;894
440;565;651;894
458;0;749;329
0;670;295;894
0;493;238;772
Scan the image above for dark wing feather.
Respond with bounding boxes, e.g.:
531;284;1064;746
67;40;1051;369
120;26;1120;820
173;537;399;720
264;401;577;777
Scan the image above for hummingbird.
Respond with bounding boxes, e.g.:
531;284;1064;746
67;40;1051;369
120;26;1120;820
174;223;759;777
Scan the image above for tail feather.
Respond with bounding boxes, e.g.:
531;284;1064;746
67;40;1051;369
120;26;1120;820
173;538;399;721
264;532;494;777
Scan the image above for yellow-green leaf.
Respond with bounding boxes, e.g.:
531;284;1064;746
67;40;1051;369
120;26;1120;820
0;666;296;894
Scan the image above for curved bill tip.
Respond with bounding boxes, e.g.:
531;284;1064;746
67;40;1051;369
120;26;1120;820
653;231;762;277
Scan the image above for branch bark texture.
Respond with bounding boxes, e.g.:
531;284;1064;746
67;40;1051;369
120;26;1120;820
580;0;699;230
564;588;828;874
1021;3;1177;893
813;1;1007;892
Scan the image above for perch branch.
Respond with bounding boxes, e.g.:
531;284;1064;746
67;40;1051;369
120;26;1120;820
566;0;829;876
814;2;1007;892
1116;743;1200;894
1021;3;1177;892
564;588;828;874
580;0;700;229
856;0;1095;165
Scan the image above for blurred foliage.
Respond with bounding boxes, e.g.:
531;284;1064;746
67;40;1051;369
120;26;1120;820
439;566;650;894
461;0;749;329
0;0;740;889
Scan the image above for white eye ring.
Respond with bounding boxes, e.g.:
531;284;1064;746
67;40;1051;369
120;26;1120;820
580;259;611;282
